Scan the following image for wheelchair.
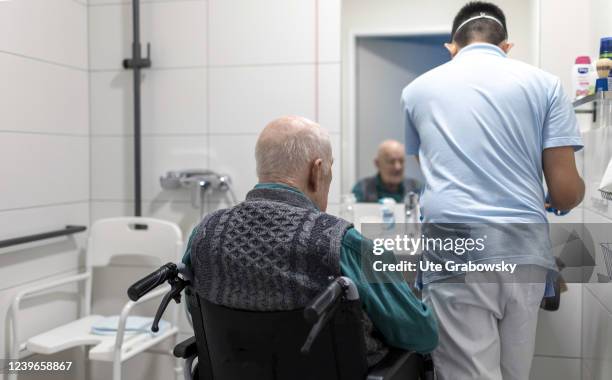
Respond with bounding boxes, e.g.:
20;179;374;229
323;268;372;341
128;262;434;380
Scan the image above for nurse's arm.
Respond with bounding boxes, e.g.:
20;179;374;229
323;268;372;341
543;146;584;210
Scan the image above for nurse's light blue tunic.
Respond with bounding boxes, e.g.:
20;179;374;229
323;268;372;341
401;43;583;287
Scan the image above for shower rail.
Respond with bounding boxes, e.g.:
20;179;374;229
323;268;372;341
0;225;87;249
123;0;152;217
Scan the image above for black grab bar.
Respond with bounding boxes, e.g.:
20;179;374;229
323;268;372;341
0;225;87;249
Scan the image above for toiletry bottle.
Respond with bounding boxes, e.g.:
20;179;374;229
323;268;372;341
595;58;611;93
600;37;612;59
379;197;396;230
572;56;596;99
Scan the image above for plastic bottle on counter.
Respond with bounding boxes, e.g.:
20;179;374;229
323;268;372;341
572;56;596;99
379;197;396;230
600;37;612;59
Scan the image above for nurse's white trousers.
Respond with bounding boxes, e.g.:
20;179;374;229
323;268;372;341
423;266;547;380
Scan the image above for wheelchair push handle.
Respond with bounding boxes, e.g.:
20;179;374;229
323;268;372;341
303;279;344;324
301;277;357;355
127;262;179;301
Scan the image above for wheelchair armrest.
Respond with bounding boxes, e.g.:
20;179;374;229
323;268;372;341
367;350;424;380
173;336;198;359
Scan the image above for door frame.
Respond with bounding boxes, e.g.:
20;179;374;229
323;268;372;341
344;27;450;193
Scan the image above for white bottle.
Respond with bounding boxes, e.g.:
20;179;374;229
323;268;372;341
379;197;396;230
572;56;596;99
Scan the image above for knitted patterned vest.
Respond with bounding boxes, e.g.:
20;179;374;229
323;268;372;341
190;186;389;365
190;187;352;310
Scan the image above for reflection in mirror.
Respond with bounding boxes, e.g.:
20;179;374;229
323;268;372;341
352;34;450;204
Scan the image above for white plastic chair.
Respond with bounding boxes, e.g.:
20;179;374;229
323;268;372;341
10;217;184;380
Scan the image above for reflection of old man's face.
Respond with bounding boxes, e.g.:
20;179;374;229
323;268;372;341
376;141;405;188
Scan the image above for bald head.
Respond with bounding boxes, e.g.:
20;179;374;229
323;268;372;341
256;116;332;182
375;140;406;189
255;116;333;210
377;140;405;159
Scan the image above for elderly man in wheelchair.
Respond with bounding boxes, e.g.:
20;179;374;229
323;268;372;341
129;116;438;380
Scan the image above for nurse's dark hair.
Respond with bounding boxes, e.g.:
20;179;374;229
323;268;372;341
451;2;507;47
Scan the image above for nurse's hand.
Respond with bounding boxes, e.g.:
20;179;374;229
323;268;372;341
545;194;570;216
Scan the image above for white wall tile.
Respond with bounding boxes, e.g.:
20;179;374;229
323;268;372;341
0;0;87;68
139;69;207;135
209;0;315;66
208;135;257;201
0;53;88;135
318;63;341;133
90;71;132;135
534;284;582;358
318;0;341;62
88;4;130;70
91;135;208;201
589;1;612;62
89;1;207;70
209;64;315;134
91;136;134;200
540;0;592;94
0;134;88;210
91;68;206;136
329;133;341;204
530;356;581;380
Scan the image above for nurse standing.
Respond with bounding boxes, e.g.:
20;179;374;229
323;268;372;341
401;2;584;379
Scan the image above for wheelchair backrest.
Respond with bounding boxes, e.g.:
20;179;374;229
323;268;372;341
185;286;369;380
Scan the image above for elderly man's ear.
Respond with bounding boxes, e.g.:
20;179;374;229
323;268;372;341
308;158;324;192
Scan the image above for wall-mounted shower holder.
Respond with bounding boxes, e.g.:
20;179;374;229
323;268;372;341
160;170;237;217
